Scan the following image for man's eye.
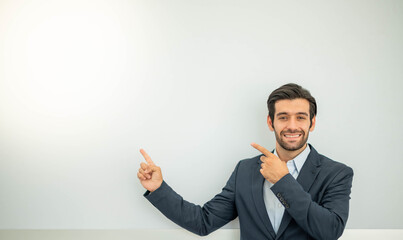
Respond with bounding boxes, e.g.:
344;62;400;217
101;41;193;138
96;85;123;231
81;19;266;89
279;117;287;120
297;116;306;120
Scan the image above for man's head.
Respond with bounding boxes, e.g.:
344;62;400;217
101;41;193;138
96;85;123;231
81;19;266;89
266;83;317;152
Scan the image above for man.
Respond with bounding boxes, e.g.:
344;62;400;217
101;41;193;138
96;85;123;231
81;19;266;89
137;83;353;240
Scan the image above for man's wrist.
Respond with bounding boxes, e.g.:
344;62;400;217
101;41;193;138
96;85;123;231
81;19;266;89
144;181;165;197
271;172;290;185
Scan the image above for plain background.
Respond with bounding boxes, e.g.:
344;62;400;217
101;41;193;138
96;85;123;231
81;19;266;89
0;0;402;230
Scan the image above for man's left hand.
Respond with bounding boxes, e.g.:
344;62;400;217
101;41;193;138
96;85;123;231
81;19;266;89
251;143;289;184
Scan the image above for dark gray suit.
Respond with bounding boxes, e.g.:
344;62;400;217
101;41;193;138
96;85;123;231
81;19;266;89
144;145;353;240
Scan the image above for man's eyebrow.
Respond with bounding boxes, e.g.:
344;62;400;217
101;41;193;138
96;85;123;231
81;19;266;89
276;112;288;116
297;112;309;116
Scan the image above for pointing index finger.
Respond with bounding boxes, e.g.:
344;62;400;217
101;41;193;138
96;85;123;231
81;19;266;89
251;143;273;157
140;149;155;165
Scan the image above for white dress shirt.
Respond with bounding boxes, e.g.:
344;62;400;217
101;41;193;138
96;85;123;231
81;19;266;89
263;145;311;234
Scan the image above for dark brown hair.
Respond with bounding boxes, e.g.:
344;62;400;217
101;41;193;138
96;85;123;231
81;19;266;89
267;83;317;124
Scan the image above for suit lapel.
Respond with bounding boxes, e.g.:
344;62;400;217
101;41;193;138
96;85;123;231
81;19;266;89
252;154;276;239
297;145;321;192
275;145;322;239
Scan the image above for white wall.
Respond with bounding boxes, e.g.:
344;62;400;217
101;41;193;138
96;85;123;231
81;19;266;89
0;0;402;230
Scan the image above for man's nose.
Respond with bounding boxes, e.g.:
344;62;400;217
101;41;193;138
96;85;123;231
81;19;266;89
287;117;298;130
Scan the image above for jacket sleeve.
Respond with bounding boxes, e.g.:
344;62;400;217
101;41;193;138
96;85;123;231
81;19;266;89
270;166;354;240
143;162;240;236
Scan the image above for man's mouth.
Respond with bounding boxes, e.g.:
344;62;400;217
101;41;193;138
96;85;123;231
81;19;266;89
283;133;302;139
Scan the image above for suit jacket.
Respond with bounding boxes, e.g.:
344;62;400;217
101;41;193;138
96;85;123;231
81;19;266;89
144;145;354;240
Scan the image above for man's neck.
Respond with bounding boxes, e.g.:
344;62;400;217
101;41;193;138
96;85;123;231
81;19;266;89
276;143;308;162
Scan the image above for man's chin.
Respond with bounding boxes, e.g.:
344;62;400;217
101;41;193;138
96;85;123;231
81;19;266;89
280;141;307;152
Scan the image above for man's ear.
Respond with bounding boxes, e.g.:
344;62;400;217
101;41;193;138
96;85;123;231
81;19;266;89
309;116;316;132
267;115;274;131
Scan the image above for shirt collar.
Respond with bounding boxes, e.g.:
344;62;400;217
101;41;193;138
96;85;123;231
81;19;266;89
273;144;311;174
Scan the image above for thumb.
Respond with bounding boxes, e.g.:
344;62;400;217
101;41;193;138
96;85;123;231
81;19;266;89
149;164;161;174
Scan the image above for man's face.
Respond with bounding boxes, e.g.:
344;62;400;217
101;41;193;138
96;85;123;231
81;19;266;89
267;98;316;152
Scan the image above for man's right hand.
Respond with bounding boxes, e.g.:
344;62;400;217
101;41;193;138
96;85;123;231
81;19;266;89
137;149;163;192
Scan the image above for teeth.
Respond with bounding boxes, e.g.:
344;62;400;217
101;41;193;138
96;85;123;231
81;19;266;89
285;134;300;138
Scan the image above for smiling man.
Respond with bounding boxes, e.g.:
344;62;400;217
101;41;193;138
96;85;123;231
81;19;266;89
138;83;353;240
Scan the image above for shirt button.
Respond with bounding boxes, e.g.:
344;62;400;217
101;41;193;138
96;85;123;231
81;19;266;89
278;203;282;208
